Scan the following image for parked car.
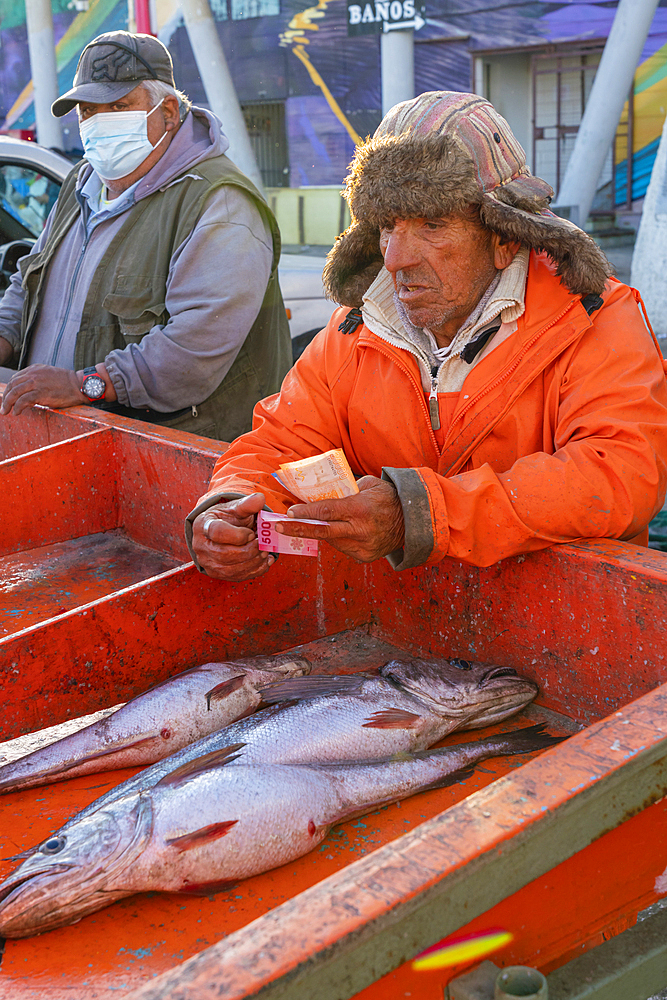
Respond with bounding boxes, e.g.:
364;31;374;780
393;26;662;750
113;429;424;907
0;136;335;357
277;252;337;358
0;136;72;292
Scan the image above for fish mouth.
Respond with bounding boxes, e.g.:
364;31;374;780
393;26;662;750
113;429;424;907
478;666;526;688
0;864;74;908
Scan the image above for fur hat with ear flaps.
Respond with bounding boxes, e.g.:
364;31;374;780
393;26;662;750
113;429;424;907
323;91;612;308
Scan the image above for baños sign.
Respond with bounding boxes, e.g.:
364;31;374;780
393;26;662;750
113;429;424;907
347;0;425;35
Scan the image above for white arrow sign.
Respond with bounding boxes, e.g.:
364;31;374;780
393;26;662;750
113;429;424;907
383;12;425;30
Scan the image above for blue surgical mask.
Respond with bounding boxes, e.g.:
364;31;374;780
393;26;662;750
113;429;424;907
79;100;167;181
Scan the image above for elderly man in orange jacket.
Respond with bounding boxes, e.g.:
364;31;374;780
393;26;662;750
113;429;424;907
186;91;667;581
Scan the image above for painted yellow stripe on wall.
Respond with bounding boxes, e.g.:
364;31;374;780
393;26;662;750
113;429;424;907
292;44;362;145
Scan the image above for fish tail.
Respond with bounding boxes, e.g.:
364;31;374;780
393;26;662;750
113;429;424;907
415;724;565;764
483;723;566;756
417;765;477;793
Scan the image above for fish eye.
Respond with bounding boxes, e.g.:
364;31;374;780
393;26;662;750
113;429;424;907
450;659;472;670
41;836;67;855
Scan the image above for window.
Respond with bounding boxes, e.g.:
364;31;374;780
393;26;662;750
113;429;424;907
242;102;288;187
531;47;607;196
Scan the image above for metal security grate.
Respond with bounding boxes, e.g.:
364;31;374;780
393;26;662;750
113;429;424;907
242;102;289;188
532;45;607;197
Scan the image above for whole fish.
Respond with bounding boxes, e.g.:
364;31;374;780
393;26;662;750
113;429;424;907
0;724;563;937
0;654;310;795
58;657;538;828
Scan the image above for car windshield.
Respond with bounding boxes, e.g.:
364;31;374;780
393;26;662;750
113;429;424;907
0;164;60;239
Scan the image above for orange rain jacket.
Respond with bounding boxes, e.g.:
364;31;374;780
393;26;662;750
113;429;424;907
187;252;667;570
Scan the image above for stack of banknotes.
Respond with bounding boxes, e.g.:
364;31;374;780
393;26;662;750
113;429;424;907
257;449;358;556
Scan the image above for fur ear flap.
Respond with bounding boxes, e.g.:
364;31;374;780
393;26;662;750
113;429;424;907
480;193;612;296
323;221;384;307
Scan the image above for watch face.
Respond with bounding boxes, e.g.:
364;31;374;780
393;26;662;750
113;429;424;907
82;374;106;400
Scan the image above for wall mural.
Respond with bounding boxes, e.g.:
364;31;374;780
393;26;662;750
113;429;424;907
1;0;128;135
1;0;666;198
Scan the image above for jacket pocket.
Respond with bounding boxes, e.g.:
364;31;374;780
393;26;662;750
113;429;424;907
102;274;168;342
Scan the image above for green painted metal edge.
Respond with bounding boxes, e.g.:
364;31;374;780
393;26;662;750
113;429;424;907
548;903;667;1000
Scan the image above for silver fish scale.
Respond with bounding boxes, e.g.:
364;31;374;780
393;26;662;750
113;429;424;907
61;661;536;830
0;656;311;795
0;726;562;937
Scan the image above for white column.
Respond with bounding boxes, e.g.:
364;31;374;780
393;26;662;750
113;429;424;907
181;0;264;193
381;28;414;116
631;112;667;338
473;56;484;98
553;0;659;228
25;0;63;150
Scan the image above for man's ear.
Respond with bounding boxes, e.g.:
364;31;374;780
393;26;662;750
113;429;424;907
492;233;521;270
163;95;181;131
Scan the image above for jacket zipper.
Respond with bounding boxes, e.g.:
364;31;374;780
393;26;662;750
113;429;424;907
50;226;91;367
428;366;441;431
365;298;579;456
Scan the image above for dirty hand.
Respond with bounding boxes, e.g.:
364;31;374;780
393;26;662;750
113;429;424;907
277;476;405;562
192;493;275;582
0;365;84;415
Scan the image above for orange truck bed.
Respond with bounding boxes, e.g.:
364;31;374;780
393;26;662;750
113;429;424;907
0;400;666;999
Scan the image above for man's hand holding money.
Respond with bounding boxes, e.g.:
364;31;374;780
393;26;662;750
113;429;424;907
277;476;405;563
192;493;275;582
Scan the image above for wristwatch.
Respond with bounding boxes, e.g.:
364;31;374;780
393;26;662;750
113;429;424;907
80;366;106;401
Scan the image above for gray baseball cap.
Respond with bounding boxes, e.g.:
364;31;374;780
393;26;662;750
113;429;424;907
52;31;175;117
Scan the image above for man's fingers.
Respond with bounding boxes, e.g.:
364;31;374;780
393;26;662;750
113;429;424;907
203;517;255;546
231;492;266;517
196;538;275;581
205;554;275;582
1;382;34;415
287;497;357;522
276;518;346;540
0;382;19;414
12;390;39;416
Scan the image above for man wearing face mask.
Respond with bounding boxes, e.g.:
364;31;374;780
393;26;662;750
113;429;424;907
0;31;291;440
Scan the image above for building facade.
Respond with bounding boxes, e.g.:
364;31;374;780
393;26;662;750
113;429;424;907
1;0;666;214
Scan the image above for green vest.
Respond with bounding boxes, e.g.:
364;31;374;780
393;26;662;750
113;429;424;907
17;155;292;441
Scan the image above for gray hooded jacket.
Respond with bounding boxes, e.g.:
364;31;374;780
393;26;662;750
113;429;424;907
0;108;282;429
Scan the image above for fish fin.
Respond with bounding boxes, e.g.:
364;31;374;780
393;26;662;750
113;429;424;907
166;820;239;852
259;673;366;704
205;673;247;710
177;878;238;896
413;725;566;763
156;743;246;787
474;724;566;756
362;708;422;729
